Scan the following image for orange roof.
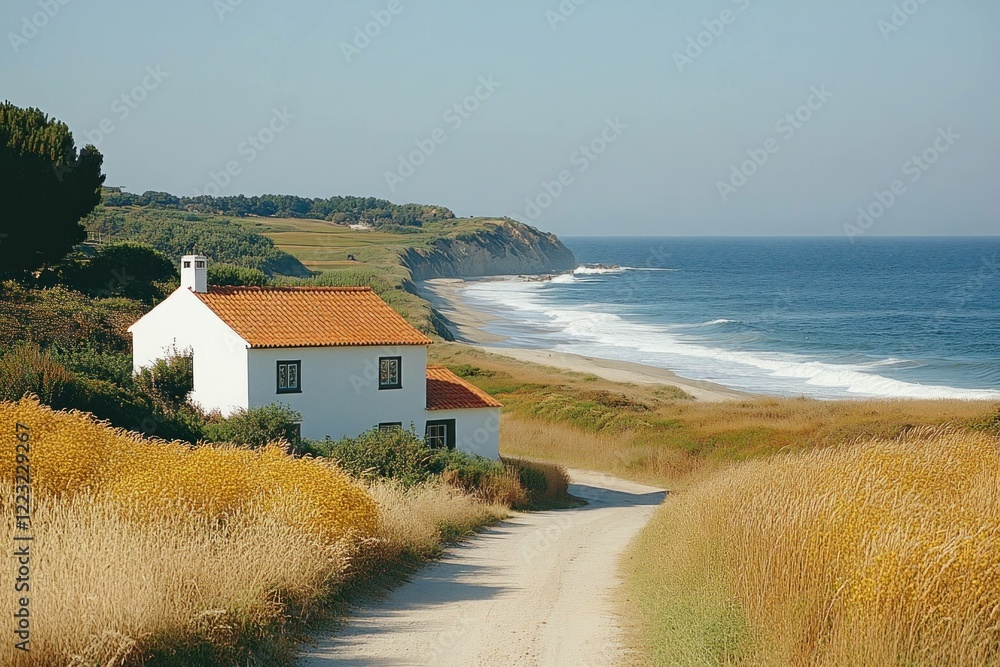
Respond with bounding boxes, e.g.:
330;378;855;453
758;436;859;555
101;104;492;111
194;286;433;348
426;365;503;411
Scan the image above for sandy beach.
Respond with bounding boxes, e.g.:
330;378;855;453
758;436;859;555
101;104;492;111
419;278;749;402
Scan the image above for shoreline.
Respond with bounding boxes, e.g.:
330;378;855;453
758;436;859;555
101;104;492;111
419;277;751;402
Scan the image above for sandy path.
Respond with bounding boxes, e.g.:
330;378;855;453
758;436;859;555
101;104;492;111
298;470;665;667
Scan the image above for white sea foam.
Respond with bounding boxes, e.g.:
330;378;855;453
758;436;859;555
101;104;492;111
573;266;626;275
460;278;1000;401
572;265;677;275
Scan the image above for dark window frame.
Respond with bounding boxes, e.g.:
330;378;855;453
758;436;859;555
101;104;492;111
378;422;403;432
276;360;302;394
378;356;402;390
425;419;456;450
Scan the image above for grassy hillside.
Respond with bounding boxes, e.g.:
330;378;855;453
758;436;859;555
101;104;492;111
81;198;565;338
253;215;503;272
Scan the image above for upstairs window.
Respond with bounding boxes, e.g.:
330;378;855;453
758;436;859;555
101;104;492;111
277;360;301;394
379;356;402;390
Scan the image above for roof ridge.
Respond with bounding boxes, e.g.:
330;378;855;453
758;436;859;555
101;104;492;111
205;285;374;293
190;285;433;348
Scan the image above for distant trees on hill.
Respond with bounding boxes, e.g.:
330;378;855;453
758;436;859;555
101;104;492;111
83;207;311;278
0;102;106;278
101;188;455;228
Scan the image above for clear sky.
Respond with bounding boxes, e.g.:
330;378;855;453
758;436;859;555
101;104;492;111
2;0;997;236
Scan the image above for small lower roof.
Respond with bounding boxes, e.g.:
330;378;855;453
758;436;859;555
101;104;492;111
426;365;504;410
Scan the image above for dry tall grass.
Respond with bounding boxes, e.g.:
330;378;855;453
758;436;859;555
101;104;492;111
367;481;507;559
624;427;1000;666
0;490;347;666
500;399;1000;489
0;398;506;665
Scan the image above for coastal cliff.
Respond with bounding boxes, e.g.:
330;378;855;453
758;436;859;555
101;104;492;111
399;219;577;280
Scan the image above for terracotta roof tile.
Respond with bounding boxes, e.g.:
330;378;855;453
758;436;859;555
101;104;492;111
426;365;503;410
194;286;433;348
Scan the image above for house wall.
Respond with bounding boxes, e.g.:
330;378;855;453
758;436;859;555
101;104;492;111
425;407;501;459
247;345;430;441
129;289;250;415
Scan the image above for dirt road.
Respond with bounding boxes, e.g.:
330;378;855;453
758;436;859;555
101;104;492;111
298;470;665;667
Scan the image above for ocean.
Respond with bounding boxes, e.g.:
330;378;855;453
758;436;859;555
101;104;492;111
458;237;1000;400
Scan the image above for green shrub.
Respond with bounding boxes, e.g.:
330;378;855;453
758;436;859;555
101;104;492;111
50;345;133;387
450;364;498;379
134;351;193;411
0;343;77;406
68;242;176;301
320;427;437;486
72;378;205;444
502;457;574;508
437;449;530;507
202;404;302;451
208;263;270;287
0;282;144;352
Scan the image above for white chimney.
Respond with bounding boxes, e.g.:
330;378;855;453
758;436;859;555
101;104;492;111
180;255;208;293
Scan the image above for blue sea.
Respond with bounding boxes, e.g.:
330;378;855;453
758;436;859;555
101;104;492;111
459;237;1000;400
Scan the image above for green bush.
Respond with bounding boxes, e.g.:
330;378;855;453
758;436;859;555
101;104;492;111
50;345;133;387
502;457;574;508
208;263;270;287
0;343;77;406
435;448;506;488
68;242;176;301
202;404;302;451
72;378;205;444
0;282;144;352
319;427;438;486
318;429;534;506
134;351;193;411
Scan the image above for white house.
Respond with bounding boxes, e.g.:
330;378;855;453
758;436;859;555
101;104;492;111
128;255;502;458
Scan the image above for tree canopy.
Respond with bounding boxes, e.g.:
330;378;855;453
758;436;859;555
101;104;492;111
69;242;177;301
101;188;454;228
0;102;105;277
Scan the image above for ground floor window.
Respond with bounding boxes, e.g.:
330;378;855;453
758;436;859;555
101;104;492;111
378;422;403;432
425;419;456;450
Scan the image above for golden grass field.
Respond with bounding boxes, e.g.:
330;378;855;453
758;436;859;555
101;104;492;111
622;427;1000;666
0;398;506;666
